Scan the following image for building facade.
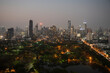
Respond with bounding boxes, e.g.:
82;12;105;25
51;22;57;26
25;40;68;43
29;20;33;39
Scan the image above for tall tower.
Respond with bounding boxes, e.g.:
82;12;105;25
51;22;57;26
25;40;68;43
68;20;71;40
35;23;38;35
25;26;28;37
83;21;87;30
36;23;38;31
70;25;74;40
29;20;33;38
68;20;71;31
40;22;43;30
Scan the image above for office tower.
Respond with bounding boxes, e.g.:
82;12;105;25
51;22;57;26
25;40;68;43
49;25;57;37
7;28;14;40
68;20;71;31
0;26;6;35
36;23;38;31
29;20;33;38
70;25;74;40
40;22;43;30
83;21;88;35
25;26;28;37
34;23;39;36
83;21;87;30
35;23;38;34
86;28;92;41
97;27;103;37
50;25;57;32
68;20;71;40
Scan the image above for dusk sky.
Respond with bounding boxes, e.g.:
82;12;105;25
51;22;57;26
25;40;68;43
0;0;110;30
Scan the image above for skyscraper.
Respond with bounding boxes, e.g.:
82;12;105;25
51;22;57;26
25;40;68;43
83;21;87;30
0;26;6;35
68;20;71;31
83;21;87;34
34;23;38;35
70;25;74;40
68;20;71;40
7;28;14;40
25;26;28;37
29;20;33;39
86;28;92;41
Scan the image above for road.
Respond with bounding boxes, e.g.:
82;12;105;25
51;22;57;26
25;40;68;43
81;39;110;62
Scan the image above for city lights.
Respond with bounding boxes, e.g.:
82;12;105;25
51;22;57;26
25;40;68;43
89;57;92;63
0;0;110;72
0;35;3;39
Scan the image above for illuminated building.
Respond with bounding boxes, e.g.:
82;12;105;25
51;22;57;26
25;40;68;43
78;21;88;38
83;21;87;32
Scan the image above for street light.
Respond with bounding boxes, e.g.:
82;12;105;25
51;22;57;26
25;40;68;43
89;56;92;63
0;35;3;39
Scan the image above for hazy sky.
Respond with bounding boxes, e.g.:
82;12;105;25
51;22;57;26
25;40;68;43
0;0;110;30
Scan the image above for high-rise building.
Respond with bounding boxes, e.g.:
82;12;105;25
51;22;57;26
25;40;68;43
70;25;74;40
86;28;92;41
7;28;14;40
83;21;87;30
0;26;6;35
68;20;71;40
34;23;39;36
40;22;43;30
97;27;103;37
68;20;71;31
83;21;87;34
25;26;28;37
35;23;38;33
29;20;33;38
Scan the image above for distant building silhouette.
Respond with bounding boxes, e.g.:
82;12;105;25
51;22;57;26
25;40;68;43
68;20;71;32
68;20;71;40
34;23;38;35
7;28;14;40
0;26;6;35
29;20;33;39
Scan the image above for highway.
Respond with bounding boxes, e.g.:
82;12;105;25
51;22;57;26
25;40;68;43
81;39;110;62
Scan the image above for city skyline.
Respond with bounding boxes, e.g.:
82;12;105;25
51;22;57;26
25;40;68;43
0;0;110;30
0;1;110;72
